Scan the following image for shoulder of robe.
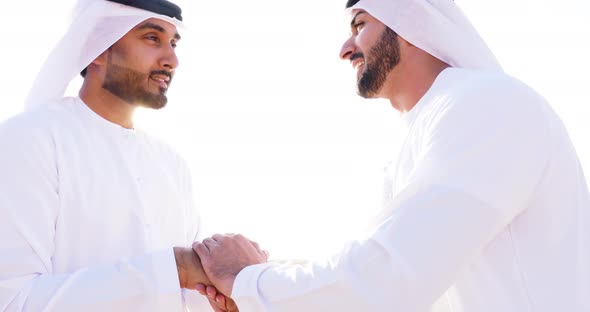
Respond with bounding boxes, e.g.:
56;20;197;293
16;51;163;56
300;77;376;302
439;69;551;125
452;70;548;112
414;69;554;147
0;104;71;151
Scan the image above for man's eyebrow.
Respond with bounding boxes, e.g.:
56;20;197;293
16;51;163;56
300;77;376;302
350;11;366;26
137;22;181;40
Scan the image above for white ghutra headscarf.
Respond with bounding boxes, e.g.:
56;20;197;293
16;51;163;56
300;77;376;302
347;0;502;70
25;0;184;111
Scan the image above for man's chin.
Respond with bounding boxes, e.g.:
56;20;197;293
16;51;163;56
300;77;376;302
136;96;167;109
141;101;167;110
137;90;168;109
357;76;383;99
356;85;374;99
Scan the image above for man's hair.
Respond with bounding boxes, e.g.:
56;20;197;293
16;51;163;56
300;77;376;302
81;68;87;78
346;0;360;8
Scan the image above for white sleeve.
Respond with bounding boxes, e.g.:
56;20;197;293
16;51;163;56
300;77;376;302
230;78;552;311
232;239;410;311
179;158;201;243
0;118;184;311
174;155;214;311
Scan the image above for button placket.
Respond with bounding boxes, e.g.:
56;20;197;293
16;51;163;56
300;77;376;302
121;130;152;246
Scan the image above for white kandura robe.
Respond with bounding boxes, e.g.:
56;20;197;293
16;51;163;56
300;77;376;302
0;97;210;311
232;68;590;311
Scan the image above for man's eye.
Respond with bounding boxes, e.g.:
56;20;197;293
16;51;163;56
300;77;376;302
146;35;160;42
354;22;365;32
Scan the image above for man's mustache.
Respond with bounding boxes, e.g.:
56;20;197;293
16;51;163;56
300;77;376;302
350;53;364;61
149;70;172;80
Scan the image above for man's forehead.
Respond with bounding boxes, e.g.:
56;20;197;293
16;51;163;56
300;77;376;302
135;18;178;31
132;18;181;40
347;9;369;20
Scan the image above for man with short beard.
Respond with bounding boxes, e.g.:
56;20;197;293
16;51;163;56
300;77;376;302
0;0;242;311
192;0;590;311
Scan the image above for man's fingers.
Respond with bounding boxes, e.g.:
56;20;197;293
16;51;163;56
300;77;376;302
204;288;229;312
193;242;210;259
216;293;226;306
203;237;218;246
207;285;218;294
192;241;207;251
225;297;239;312
206;285;217;297
212;233;226;241
234;234;248;243
207;297;226;312
195;283;207;295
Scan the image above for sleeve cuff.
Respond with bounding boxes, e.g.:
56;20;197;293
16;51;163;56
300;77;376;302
232;263;276;311
145;248;182;295
121;248;183;310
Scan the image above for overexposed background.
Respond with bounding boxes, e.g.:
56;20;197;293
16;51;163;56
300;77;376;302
1;0;589;260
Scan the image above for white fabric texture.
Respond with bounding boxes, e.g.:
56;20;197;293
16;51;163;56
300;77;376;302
0;97;210;311
348;0;502;70
231;68;590;311
25;0;183;111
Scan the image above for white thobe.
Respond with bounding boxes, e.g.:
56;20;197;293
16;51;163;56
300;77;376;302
0;97;210;311
231;68;590;311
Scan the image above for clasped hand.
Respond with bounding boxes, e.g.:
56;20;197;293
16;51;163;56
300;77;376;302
192;234;269;312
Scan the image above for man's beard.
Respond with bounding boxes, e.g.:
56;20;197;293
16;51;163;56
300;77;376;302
102;55;171;109
354;27;401;98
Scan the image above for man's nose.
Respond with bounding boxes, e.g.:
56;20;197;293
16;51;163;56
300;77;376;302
339;37;356;60
160;45;179;70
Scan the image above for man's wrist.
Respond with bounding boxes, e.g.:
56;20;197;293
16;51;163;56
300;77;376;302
174;246;209;289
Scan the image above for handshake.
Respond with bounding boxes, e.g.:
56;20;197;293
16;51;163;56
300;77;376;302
174;234;270;312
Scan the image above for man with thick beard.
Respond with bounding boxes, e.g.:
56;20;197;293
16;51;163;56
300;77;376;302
192;0;590;311
0;0;246;311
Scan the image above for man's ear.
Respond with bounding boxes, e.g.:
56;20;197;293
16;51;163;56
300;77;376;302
85;49;110;76
92;49;109;67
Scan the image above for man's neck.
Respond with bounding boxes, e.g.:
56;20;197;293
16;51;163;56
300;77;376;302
79;85;136;129
385;59;450;113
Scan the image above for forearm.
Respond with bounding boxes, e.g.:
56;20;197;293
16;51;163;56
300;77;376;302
231;239;405;311
231;189;513;311
174;246;212;289
2;249;183;311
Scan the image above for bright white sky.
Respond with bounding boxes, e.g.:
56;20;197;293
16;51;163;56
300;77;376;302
1;0;589;260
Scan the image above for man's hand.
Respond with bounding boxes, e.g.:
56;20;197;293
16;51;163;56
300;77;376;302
175;247;239;311
193;234;269;296
196;284;239;312
174;246;210;290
